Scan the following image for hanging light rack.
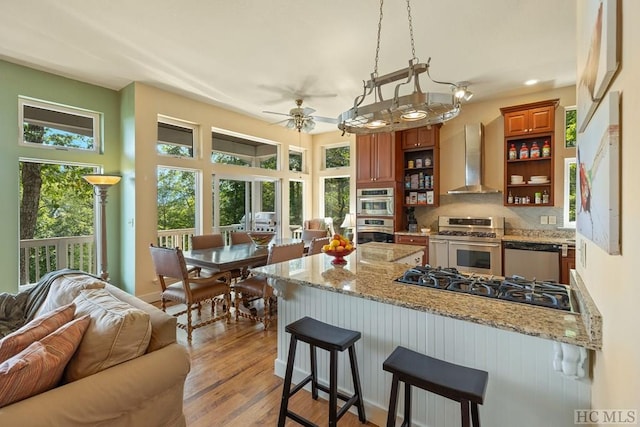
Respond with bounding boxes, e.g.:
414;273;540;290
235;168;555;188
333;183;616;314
338;0;472;135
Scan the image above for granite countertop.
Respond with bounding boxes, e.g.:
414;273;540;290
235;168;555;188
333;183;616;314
394;230;576;246
501;234;576;246
250;243;600;350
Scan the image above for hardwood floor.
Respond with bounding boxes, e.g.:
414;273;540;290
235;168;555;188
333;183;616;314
165;304;377;426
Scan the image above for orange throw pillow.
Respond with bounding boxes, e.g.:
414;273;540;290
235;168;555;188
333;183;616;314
0;302;76;363
0;315;90;408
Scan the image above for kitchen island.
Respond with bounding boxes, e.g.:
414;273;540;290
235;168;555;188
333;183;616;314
251;243;599;427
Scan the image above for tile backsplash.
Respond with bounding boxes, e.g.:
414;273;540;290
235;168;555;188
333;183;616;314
413;193;575;237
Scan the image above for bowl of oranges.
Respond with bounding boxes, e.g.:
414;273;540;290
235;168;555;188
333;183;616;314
321;233;355;265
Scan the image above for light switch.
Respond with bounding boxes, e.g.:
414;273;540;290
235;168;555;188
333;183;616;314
540;215;548;224
548;215;557;225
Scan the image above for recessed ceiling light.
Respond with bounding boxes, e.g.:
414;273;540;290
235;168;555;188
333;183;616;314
524;79;539;86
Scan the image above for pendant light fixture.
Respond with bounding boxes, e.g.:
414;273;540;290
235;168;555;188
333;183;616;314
338;0;472;135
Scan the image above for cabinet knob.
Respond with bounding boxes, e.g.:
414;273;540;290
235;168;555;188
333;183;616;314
529;128;533;132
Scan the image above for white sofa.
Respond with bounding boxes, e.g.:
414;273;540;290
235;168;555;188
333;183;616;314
0;281;191;427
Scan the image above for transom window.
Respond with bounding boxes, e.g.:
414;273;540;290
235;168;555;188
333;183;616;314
324;144;350;169
157;117;197;158
19;97;101;152
212;131;279;170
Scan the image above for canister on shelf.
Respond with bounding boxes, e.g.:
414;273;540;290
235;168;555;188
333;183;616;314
519;143;529;159
416;158;423;168
408;160;414;168
535;192;542;204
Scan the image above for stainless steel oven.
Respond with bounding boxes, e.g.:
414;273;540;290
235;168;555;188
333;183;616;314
356;217;395;244
428;216;504;276
356;187;394;216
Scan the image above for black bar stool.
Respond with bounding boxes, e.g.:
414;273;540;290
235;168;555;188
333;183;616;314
383;346;488;427
277;316;367;427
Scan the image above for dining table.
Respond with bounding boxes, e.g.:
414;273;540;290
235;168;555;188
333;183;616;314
182;239;309;274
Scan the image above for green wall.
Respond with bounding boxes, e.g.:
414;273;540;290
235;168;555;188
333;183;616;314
0;60;123;293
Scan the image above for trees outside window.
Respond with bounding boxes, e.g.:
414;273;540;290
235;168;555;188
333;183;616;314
323;177;349;234
324;145;350;169
157;167;196;231
19;160;95;284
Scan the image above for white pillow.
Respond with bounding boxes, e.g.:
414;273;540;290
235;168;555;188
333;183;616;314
64;289;152;382
34;273;105;317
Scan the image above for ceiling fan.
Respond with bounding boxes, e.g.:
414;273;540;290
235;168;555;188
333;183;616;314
263;99;337;133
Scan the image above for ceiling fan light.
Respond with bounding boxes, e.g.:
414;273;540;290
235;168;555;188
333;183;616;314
401;110;427;121
463;90;474;101
454;86;466;99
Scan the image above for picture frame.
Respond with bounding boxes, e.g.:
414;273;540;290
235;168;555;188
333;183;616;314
577;0;619;133
576;91;620;255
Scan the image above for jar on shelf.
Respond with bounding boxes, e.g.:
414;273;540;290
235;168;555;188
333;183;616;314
531;142;540;158
542;190;550;204
542;140;551;157
509;143;517;160
508;191;513;204
519;143;529;159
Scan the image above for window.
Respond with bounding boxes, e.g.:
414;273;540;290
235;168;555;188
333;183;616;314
157;118;197;158
324;145;350;169
19;160;96;284
289;149;303;172
565;107;576;148
19;97;100;152
322;177;350;234
289;180;303;232
157;167;197;232
212;131;278;170
563;158;577;228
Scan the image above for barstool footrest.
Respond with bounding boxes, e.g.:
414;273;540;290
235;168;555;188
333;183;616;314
286;410;317;427
288;374;313;397
314;382;355;404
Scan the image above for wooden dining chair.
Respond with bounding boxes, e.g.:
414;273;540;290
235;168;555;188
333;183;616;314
149;244;232;342
189;233;230;278
234;241;305;329
191;233;225;250
307;236;330;256
301;229;329;244
230;231;253;245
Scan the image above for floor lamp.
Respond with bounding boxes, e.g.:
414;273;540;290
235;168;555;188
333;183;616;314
83;174;121;281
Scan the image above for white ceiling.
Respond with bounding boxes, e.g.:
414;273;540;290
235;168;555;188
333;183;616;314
0;0;576;134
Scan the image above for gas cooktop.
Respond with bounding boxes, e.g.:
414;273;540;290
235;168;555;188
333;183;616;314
396;266;576;312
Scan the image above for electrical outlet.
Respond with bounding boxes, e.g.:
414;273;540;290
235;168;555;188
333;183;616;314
548;215;557;225
540;215;548;224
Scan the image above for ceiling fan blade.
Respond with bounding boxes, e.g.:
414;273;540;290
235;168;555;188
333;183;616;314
262;110;292;117
301;107;316;116
313;116;339;124
269;118;290;125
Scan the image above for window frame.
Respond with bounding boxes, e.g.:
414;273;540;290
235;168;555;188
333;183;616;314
564;106;577;148
322;142;350;170
157;115;199;159
563;157;576;229
19;97;101;153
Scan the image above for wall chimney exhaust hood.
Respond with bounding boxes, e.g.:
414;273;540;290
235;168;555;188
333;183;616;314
448;123;501;194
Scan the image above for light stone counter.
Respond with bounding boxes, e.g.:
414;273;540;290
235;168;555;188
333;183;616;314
252;242;595;426
251;242;600;350
502;234;576;246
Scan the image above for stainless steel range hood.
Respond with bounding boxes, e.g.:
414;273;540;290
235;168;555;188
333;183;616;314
448;123;501;194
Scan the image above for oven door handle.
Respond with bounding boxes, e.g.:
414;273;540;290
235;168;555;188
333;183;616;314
449;241;501;248
429;240;449;244
357;227;394;234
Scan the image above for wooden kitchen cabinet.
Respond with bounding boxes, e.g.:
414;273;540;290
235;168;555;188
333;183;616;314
560;247;576;285
502;101;556;137
401;126;437;149
356;132;400;184
500;99;558;207
395;234;428;265
401;125;440;208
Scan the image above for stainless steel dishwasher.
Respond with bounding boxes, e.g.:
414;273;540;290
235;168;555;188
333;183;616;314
503;241;560;282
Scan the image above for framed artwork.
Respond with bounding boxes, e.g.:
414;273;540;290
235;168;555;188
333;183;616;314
577;0;619;133
576;91;620;255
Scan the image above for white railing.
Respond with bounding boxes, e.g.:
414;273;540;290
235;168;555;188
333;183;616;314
19;235;95;285
20;225;261;284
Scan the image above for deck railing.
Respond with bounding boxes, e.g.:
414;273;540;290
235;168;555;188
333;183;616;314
19;235;95;285
19;225;288;284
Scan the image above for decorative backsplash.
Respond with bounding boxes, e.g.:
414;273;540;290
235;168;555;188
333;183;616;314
413;193;575;238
